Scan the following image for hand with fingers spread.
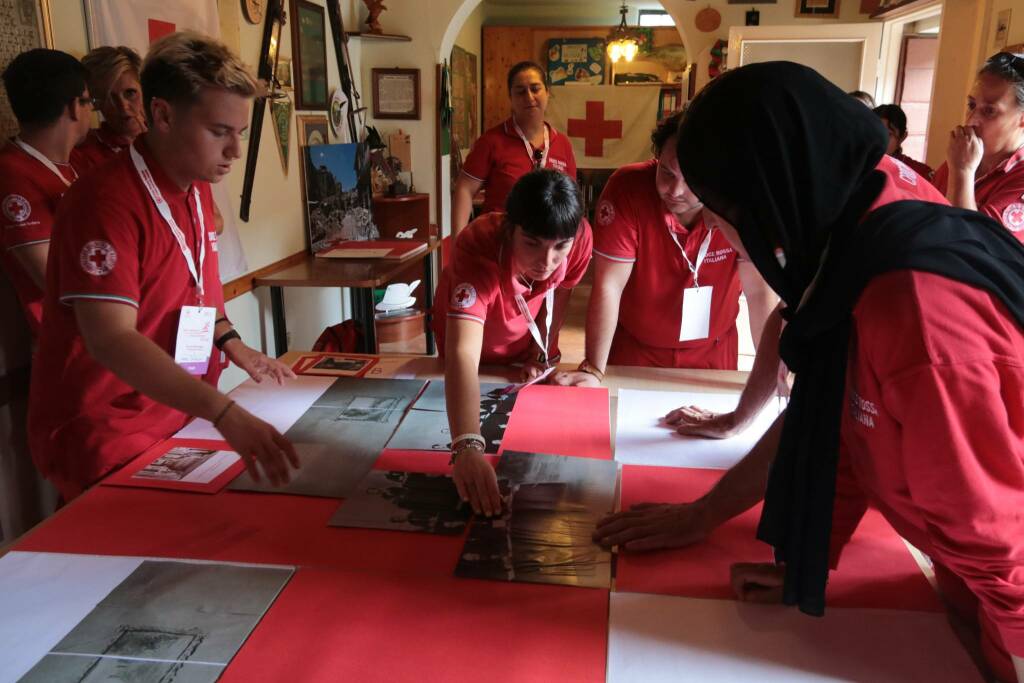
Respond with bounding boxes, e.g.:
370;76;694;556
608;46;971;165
224;339;297;385
592;500;713;551
451;446;503;517
214;400;299;486
664;404;742;439
730;562;785;603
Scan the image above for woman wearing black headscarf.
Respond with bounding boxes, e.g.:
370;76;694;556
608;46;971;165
674;62;1024;682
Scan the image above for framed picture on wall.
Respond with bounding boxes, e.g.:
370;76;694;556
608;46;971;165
795;0;840;18
372;68;421;120
290;0;329;110
296;114;330;239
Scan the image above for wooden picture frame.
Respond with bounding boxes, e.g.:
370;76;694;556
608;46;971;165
795;0;840;18
372;68;421;120
296;114;330;241
290;0;329;110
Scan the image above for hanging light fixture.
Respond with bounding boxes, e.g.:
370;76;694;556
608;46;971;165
607;3;640;64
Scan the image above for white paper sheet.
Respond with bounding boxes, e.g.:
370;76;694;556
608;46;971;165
0;552;144;682
614;389;783;468
175;375;336;440
607;593;982;682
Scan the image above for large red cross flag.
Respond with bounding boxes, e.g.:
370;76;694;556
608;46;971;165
83;0;250;282
546;85;661;169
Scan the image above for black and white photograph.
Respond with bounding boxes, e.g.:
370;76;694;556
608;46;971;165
133;446;218;482
386;380;518;453
305;355;372;376
229;377;425;498
18;560;293;683
329;470;470;535
455;451;618;589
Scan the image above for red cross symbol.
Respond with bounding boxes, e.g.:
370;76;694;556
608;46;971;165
455;288;470;304
567;101;622;157
148;19;176;44
89;248;108;270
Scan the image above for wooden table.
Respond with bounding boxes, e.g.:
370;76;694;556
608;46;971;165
254;240;442;355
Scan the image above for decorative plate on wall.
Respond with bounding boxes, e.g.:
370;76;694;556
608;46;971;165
695;6;722;33
243;0;265;24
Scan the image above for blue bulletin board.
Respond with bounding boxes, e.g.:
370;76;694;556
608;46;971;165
546;38;606;85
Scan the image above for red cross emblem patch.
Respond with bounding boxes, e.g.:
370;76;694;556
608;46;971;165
80;240;117;276
1003;203;1024;232
597;200;615;226
452;283;477;309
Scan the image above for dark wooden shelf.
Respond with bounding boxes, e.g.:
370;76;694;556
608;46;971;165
346;31;412;42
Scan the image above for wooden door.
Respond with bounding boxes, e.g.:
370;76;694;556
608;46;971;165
895;36;938;165
482;26;533;131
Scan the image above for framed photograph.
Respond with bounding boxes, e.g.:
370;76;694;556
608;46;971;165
275;56;293;90
372;68;421;120
795;0;840;17
302;354;377;377
296;114;329;148
290;0;329;110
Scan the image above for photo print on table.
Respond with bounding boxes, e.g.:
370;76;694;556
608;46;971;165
302;355;377;377
455;451;618;588
386;380;518;453
133;446;223;482
18;559;292;683
229;377;425;498
329;470;470;535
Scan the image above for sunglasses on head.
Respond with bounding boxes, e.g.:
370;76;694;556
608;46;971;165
990;52;1024;79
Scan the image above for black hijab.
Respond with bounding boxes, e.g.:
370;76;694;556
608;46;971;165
676;62;1024;616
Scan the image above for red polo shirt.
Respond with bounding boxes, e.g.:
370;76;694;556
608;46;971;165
71;122;132;173
829;270;1024;682
592;159;743;370
432;212;592;364
0;140;79;334
869;154;947;209
29;138;225;497
934;145;1024;238
461;118;577;214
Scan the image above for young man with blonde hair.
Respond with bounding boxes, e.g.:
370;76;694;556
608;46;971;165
74;45;145;170
30;32;299;500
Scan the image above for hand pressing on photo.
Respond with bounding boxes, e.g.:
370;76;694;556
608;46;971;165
452;446;503;517
214;400;299;486
730;562;785;603
592;500;713;551
664;404;745;439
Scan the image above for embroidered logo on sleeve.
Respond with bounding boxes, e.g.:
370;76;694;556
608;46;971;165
80;240;117;276
597;200;615;226
208;230;219;252
452;283;477;309
1002;203;1024;232
2;194;31;223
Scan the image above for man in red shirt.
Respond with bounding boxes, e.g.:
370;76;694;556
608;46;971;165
935;52;1024;238
29;32;298;501
0;49;92;334
553;110;777;390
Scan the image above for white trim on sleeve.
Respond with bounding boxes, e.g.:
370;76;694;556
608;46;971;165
59;293;140;308
593;248;637;263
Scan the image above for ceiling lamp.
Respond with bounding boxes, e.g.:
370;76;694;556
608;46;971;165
607;4;640;64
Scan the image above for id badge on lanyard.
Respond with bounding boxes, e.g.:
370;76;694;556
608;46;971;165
513;118;550;170
668;224;715;342
130;145;215;373
515;287;554;363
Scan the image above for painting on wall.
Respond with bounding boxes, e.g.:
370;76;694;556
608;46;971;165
795;0;840;18
450;45;478;156
291;0;329;110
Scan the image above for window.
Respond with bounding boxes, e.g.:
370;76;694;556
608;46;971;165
639;10;674;27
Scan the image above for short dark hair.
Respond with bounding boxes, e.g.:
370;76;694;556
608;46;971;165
2;49;88;127
848;90;876;107
505;170;582;241
873;104;907;137
979;52;1024;109
507;61;546;92
651;108;686;155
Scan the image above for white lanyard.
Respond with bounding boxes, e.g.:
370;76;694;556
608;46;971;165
14;138;76;187
667;223;714;289
512;118;550;170
130;145;206;301
515;287;554;363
